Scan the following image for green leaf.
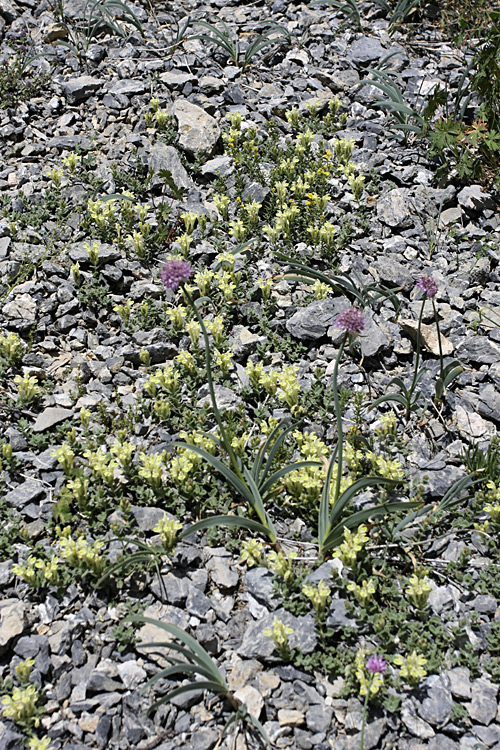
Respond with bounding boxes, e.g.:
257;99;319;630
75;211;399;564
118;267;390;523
320;501;419;553
148;680;229;714
157;169;185;199
129;616;229;684
179;514;274;540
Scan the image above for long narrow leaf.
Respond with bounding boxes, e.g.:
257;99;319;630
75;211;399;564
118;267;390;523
321;501;419;553
318;444;339;544
148;680;229;713
179;514;273;540
173;442;255;507
129;616;229;682
328;476;399;531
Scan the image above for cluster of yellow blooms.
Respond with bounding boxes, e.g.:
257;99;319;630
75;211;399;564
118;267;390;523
333;525;370;568
405;574;432;610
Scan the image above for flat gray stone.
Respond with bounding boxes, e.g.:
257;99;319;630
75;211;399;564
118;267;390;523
457;185;495;212
196;384;242;411
5;480;45;509
3;293;37;325
0;599;27;655
457;336;500;365
206;556;238;589
244;568;280;610
418;687;453;726
33;407;74;433
46;134;93;150
200;155;234;177
287;298;344;340
377;188;413;228
401;701;435;739
160;70;197;89
446;667;471;700
109;79;146;96
349;36;387;64
306;703;333;733
62;76;103;104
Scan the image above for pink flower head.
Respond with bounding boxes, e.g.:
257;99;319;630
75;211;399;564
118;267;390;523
416;276;438;298
366;655;387;674
161;259;193;291
336;307;366;335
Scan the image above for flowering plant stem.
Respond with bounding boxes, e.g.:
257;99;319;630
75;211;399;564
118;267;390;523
405;296;426;420
360;688;370;750
183;287;242;479
318;333;413;559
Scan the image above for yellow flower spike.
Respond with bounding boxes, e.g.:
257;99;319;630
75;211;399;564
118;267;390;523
393;651;427;686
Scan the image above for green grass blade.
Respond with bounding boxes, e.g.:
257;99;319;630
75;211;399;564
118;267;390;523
328;476;399;531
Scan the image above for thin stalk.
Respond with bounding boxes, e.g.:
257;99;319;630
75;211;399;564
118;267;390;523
332;336;347;504
406;297;426;420
431;298;444;381
183;288;243;481
360;688;370;750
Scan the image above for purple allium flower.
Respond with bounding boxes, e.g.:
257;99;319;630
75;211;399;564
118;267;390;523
161;259;193;292
336;307;366;335
416;276;438;298
366;655;388;674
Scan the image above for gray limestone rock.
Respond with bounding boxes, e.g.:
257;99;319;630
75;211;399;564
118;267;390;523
306;703;333;733
372;256;415;291
0;599;27;655
142;142;194;191
230;325;267;359
457;185;495;212
376;188;413;229
244;568;280;610
5;480;45;509
401;701;435;739
417;686;453;726
173;99;220;155
286;298;344;340
239;609;317;658
457;336;500;364
33;407;74;433
109;79;146;97
62;76;103;104
197;384;242;410
200;155;234;178
206;555;238;589
349;36;387;64
466;678;498;725
446;667;471;700
3;293;37;326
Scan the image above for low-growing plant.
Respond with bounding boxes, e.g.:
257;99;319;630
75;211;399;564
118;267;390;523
51;0;144;64
190;20;288;72
128;616;271;746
